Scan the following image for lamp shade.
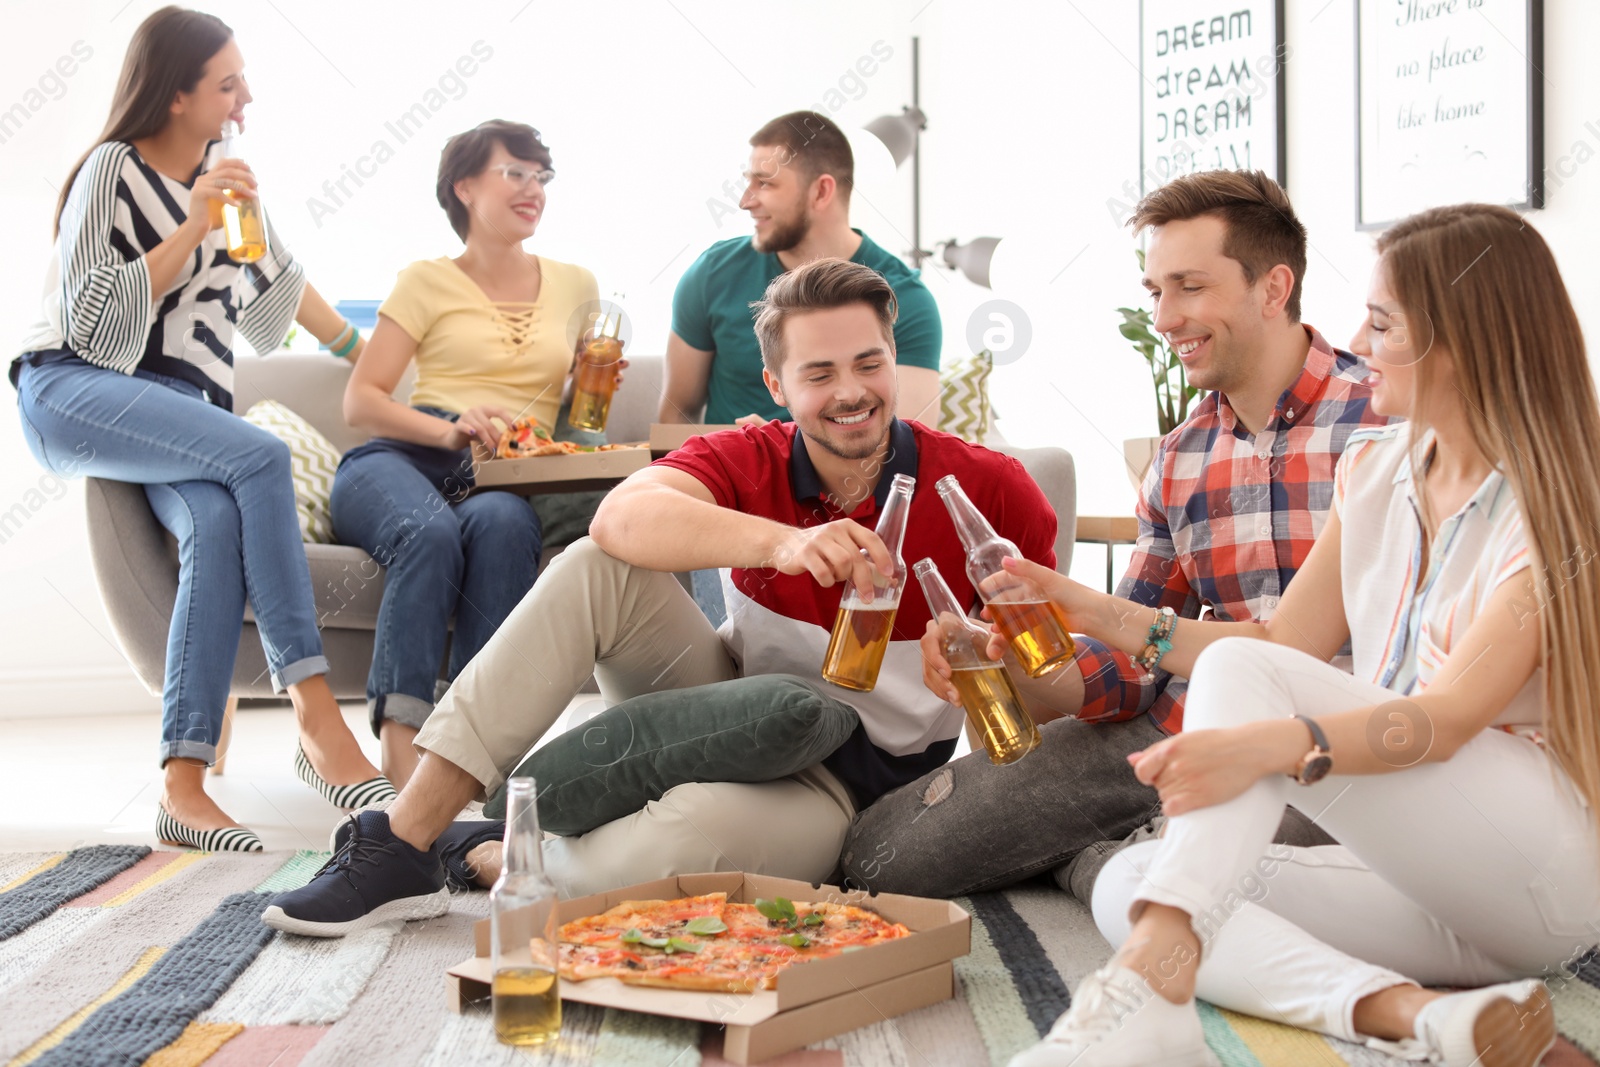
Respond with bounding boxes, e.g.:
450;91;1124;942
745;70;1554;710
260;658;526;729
940;237;1001;288
864;106;928;168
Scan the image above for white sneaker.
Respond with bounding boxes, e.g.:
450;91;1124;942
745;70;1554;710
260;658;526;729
1374;979;1555;1067
1008;966;1221;1067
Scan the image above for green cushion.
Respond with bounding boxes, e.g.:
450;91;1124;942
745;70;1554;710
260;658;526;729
482;674;860;833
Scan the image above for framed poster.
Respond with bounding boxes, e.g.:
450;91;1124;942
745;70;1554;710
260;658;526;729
1139;0;1287;194
1355;0;1544;229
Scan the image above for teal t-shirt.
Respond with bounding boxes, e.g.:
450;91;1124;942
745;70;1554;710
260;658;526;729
670;230;943;423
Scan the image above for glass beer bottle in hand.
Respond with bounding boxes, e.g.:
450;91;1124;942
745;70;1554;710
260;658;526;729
490;778;561;1046
914;558;1040;765
218;120;266;264
822;473;915;692
935;474;1075;678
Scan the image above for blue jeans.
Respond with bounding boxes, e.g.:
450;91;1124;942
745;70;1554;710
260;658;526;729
330;409;541;734
13;352;329;766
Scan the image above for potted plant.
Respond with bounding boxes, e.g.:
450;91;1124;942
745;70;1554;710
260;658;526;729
1116;249;1201;491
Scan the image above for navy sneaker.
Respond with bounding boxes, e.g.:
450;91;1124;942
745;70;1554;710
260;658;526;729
330;814;505;892
262;810;448;937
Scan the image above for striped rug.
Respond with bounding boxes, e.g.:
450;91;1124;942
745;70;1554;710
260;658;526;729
1;847;1595;1067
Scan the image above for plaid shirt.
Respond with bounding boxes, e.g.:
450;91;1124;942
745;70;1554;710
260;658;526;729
1074;325;1391;734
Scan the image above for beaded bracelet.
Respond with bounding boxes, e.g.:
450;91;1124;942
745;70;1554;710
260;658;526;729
330;322;361;359
1135;606;1177;684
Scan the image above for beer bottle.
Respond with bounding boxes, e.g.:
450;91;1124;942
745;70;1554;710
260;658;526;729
218;119;267;264
935;474;1076;677
490;778;561;1046
914;558;1040;765
821;472;915;691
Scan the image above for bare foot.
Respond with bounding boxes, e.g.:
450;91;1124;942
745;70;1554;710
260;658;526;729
290;676;382;785
160;759;240;834
380;721;421;790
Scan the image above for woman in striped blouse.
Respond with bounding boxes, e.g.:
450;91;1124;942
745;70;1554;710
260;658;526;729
1003;204;1594;1067
10;7;394;850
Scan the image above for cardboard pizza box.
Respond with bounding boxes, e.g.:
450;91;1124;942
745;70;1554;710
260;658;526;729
648;423;742;457
472;445;651;495
444;871;970;1064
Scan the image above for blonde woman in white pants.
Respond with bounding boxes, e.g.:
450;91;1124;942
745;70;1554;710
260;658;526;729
996;203;1600;1067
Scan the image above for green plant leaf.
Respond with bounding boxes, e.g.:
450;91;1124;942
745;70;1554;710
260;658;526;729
802;912;825;927
666;937;702;954
755;897;797;925
685;916;728;936
621;928;643;943
779;932;811;949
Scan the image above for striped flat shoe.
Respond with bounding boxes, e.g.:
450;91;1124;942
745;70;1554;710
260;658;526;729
294;745;398;811
155;804;263;852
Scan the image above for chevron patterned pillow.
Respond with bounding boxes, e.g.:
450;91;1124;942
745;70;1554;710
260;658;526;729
939;349;994;443
241;400;341;543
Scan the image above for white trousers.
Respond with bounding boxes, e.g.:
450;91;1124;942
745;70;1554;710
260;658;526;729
1092;638;1600;1042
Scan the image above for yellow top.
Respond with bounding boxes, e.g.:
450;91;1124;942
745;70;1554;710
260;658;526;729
380;256;600;430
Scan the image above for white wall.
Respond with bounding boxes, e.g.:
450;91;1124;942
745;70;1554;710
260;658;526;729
2;0;1597;713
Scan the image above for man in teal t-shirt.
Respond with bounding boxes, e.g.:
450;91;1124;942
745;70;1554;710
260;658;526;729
661;110;943;427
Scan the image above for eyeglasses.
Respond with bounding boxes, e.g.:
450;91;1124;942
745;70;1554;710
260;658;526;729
490;162;556;189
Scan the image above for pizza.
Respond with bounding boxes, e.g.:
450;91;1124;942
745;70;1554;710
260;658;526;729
558;892;911;993
493;417;647;459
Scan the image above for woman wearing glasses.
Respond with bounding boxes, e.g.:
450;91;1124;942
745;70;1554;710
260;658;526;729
335;120;623;788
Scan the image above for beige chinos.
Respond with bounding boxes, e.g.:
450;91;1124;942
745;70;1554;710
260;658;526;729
414;537;856;898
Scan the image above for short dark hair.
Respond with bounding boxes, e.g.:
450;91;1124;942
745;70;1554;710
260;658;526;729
1130;169;1308;321
748;110;854;204
436;120;552;240
751;258;897;374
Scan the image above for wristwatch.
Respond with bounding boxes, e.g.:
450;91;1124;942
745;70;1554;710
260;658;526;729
1290;715;1332;785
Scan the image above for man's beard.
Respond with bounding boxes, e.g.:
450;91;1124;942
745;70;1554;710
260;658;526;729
752;209;809;254
798;401;891;462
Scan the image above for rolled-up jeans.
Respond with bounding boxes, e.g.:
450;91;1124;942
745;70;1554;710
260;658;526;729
1093;637;1600;1043
13;351;330;766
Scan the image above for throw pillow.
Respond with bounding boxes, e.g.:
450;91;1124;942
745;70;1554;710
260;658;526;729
482;674;860;833
241;399;341;543
940;349;994;443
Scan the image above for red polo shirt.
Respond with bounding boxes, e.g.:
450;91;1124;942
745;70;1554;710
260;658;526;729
655;418;1058;805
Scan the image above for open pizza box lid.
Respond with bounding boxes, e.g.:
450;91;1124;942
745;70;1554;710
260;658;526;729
445;871;968;1055
473;446;651;494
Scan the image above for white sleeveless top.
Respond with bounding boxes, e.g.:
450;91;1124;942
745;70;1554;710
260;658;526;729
1335;422;1543;731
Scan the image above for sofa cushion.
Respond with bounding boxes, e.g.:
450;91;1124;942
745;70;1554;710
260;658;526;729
241;399;341;542
940;349;994;443
482;674;860;832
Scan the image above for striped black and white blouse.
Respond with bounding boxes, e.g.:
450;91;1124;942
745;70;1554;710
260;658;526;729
17;139;305;410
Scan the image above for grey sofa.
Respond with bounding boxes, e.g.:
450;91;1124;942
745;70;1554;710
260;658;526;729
83;355;1076;710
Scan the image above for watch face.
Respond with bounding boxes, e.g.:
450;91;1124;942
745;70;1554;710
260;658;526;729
1301;754;1333;785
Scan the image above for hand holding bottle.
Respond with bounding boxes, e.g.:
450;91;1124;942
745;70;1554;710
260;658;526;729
770;519;895;602
186;158;257;235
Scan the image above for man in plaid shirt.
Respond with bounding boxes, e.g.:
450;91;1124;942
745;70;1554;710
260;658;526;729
841;170;1391;898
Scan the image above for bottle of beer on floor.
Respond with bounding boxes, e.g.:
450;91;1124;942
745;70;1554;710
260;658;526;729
490;778;561;1046
822;473;915;692
915;557;1040;764
218;119;267;263
936;474;1076;677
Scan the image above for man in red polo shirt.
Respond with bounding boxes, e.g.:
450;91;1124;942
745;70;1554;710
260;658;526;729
264;257;1056;937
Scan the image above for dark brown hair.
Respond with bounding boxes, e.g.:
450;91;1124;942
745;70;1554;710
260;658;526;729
56;6;233;234
750;258;897;373
1130;169;1308;321
436;120;553;240
748;110;854;204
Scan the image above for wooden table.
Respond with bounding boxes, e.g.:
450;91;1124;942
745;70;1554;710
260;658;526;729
1075;515;1139;592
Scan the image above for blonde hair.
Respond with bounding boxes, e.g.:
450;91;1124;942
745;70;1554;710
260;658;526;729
1378;204;1600;813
